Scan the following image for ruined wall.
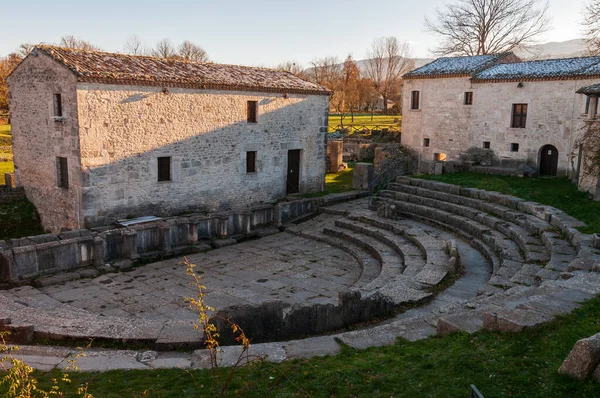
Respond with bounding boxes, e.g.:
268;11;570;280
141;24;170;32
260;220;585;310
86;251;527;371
7;52;83;232
402;77;598;175
77;84;328;227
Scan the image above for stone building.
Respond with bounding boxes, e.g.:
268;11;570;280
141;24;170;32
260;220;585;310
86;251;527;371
401;53;600;185
7;46;330;231
575;83;600;199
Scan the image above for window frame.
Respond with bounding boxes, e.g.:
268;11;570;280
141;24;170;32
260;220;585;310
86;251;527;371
56;157;69;189
410;91;420;110
464;92;473;105
53;93;63;117
246;151;257;173
157;156;172;182
423;138;430;147
247;100;258;123
511;103;528;128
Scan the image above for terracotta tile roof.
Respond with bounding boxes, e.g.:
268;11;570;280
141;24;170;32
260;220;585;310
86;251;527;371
576;83;600;95
472;56;600;82
34;46;329;95
403;53;514;79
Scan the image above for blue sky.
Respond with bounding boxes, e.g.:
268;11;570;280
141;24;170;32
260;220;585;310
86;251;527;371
1;0;586;67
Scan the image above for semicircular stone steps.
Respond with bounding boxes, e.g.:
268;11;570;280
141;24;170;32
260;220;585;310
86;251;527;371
364;176;600;338
285;209;460;306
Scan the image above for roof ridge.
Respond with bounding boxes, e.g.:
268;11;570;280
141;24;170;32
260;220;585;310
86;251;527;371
35;45;285;73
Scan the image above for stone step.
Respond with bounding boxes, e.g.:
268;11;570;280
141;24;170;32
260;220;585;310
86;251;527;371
284;228;380;289
380;189;550;263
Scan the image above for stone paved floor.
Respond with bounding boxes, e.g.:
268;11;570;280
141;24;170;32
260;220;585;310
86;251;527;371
37;233;361;323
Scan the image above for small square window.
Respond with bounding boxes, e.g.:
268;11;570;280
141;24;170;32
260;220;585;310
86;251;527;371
246;151;256;173
157;157;171;181
53;93;62;117
464;92;473;105
247;101;258;123
434;153;447;162
56;157;68;188
423;138;430;147
510;143;519;152
483;141;490;149
410;91;420;110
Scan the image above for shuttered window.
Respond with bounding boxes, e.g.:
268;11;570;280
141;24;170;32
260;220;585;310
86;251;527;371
56;157;68;188
246;151;256;173
410;91;420;110
157;157;171;182
53;94;62;117
511;104;527;128
464;92;473;105
247;101;258;123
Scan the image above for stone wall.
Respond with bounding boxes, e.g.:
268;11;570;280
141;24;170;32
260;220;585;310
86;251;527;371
402;77;599;176
76;84;329;228
0;186;25;203
0;193;367;284
7;51;83;232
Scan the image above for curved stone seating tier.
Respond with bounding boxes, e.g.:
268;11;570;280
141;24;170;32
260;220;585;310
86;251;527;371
285;210;459;306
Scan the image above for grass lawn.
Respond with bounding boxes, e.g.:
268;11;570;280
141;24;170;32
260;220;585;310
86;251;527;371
14;296;600;397
329;114;401;132
0;160;14;176
0;199;43;240
417;172;600;234
0;124;10;135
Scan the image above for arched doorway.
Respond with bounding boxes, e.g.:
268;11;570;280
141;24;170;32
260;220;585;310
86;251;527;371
539;145;558;176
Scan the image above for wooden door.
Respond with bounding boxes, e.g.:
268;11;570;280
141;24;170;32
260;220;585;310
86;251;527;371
540;145;558;176
287;150;301;194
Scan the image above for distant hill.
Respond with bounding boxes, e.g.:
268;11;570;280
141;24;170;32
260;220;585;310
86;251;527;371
516;39;588;60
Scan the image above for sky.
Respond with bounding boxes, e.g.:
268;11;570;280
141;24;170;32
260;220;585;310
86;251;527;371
1;0;588;67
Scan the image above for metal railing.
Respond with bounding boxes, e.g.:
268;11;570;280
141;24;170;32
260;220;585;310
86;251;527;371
367;157;406;194
331;124;401;134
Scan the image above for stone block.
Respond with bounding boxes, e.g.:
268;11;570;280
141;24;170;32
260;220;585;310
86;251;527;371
4;173;16;189
428;162;443;175
559;333;600;380
482;308;552;332
594;233;600;249
327;140;343;172
352;163;374;190
12;245;39;280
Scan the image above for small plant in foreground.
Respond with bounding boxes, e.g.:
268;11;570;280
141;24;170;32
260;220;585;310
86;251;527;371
0;332;92;397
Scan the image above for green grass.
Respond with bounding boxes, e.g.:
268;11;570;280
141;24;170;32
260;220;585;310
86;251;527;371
0;199;43;240
0;124;10;135
15;296;600;397
417;172;600;234
329;114;401;132
301;162;355;198
0;160;14;176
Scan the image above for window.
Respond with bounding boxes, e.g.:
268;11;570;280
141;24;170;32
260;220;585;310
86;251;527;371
511;143;519;152
464;92;473;105
247;101;258;123
511;104;527;128
423;138;430;147
56;157;68;188
157;157;171;182
410;91;420;110
585;96;598;115
434;153;447;161
246;151;256;173
483;141;490;149
53;94;62;117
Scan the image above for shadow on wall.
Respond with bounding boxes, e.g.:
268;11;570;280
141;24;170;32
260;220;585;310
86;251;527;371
41;94;327;229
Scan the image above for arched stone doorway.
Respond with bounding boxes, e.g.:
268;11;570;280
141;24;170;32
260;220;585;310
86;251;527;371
539;145;558;176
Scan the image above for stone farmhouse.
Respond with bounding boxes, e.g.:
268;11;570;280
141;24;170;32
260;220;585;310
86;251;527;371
401;53;600;196
7;46;330;232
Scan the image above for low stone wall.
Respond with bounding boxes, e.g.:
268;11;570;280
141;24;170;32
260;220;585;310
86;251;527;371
0;186;25;203
0;192;369;284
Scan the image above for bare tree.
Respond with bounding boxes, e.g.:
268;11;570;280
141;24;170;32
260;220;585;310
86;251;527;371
0;52;24;111
178;41;209;62
583;0;600;55
152;39;177;58
124;35;147;55
59;35;101;51
309;56;341;88
425;0;551;56
276;61;306;78
365;37;414;113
